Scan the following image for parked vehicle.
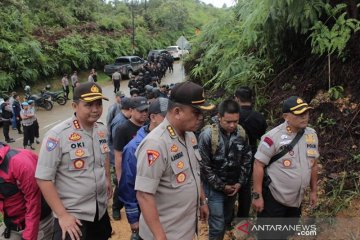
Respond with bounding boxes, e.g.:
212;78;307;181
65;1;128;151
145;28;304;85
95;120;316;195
165;46;189;59
104;56;147;79
41;85;67;105
24;86;53;111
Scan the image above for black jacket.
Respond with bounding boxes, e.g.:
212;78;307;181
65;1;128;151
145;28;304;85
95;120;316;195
198;123;252;192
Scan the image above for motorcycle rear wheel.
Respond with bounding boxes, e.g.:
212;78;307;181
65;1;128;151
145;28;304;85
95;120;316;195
56;96;67;105
43;100;53;111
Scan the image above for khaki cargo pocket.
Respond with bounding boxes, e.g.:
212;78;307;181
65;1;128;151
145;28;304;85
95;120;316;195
68;148;90;171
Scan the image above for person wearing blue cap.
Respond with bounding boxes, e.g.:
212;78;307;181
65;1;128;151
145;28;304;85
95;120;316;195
20;102;35;150
28;100;41;144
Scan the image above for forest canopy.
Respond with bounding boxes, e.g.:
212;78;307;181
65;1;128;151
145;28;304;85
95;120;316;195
0;0;225;90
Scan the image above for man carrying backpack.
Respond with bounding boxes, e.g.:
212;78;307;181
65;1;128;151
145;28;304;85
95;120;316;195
198;99;252;240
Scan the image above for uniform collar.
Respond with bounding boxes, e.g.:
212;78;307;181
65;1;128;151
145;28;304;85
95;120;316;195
71;115;99;131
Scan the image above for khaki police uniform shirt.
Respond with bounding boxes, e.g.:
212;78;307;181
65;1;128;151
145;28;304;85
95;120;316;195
255;122;319;208
135;118;201;240
35;116;110;221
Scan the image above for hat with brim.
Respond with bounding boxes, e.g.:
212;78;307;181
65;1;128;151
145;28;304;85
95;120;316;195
132;96;149;111
21;102;29;106
283;96;313;115
170;81;215;111
73;82;109;102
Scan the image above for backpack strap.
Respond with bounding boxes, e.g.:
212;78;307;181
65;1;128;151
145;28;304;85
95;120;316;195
209;124;248;156
210;124;219;156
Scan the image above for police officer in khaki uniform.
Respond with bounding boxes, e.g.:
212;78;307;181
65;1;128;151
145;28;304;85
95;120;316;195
135;81;214;240
36;82;112;240
252;96;319;239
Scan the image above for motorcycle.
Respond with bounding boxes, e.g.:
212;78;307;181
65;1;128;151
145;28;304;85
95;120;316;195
24;86;53;111
41;88;67;105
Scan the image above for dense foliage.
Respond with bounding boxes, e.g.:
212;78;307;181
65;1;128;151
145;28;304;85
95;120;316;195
185;0;360;106
0;0;225;90
185;0;360;216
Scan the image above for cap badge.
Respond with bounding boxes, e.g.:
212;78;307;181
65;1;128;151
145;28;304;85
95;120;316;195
91;85;100;93
296;98;303;104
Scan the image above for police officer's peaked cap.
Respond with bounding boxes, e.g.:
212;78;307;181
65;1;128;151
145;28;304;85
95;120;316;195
170;81;214;111
73;82;109;102
282;96;313;115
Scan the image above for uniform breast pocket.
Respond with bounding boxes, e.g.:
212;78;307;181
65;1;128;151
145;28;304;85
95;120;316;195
68;148;90;171
170;159;192;188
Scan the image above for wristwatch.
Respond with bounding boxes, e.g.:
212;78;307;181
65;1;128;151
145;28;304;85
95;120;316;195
200;197;208;206
251;191;261;200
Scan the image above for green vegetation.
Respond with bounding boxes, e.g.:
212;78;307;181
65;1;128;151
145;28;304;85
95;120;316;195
185;0;360;218
0;0;225;90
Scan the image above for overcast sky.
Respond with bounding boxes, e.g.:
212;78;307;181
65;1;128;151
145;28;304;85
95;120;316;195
200;0;236;8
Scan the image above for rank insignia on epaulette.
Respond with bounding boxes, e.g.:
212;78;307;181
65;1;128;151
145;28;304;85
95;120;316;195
167;125;176;138
73;120;81;129
191;138;196;144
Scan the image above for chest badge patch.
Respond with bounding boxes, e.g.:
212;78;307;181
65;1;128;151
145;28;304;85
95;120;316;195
283;159;292;168
171;144;178;152
74;159;85;169
97;131;106;139
69;132;82;142
101;143;110;153
147;150;160;166
75;149;85;158
305;134;316;144
177;161;184;169
176;172;186;183
46;137;59;151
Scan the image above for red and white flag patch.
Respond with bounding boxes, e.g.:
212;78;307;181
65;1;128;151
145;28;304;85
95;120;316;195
262;137;274;148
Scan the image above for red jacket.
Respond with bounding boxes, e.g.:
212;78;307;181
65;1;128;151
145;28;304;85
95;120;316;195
0;145;41;240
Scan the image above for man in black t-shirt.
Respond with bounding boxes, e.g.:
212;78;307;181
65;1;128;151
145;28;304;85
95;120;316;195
113;97;149;184
234;87;267;218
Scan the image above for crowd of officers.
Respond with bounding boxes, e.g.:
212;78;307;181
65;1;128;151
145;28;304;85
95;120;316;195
1;94;40;150
111;52;174;99
0;77;319;240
